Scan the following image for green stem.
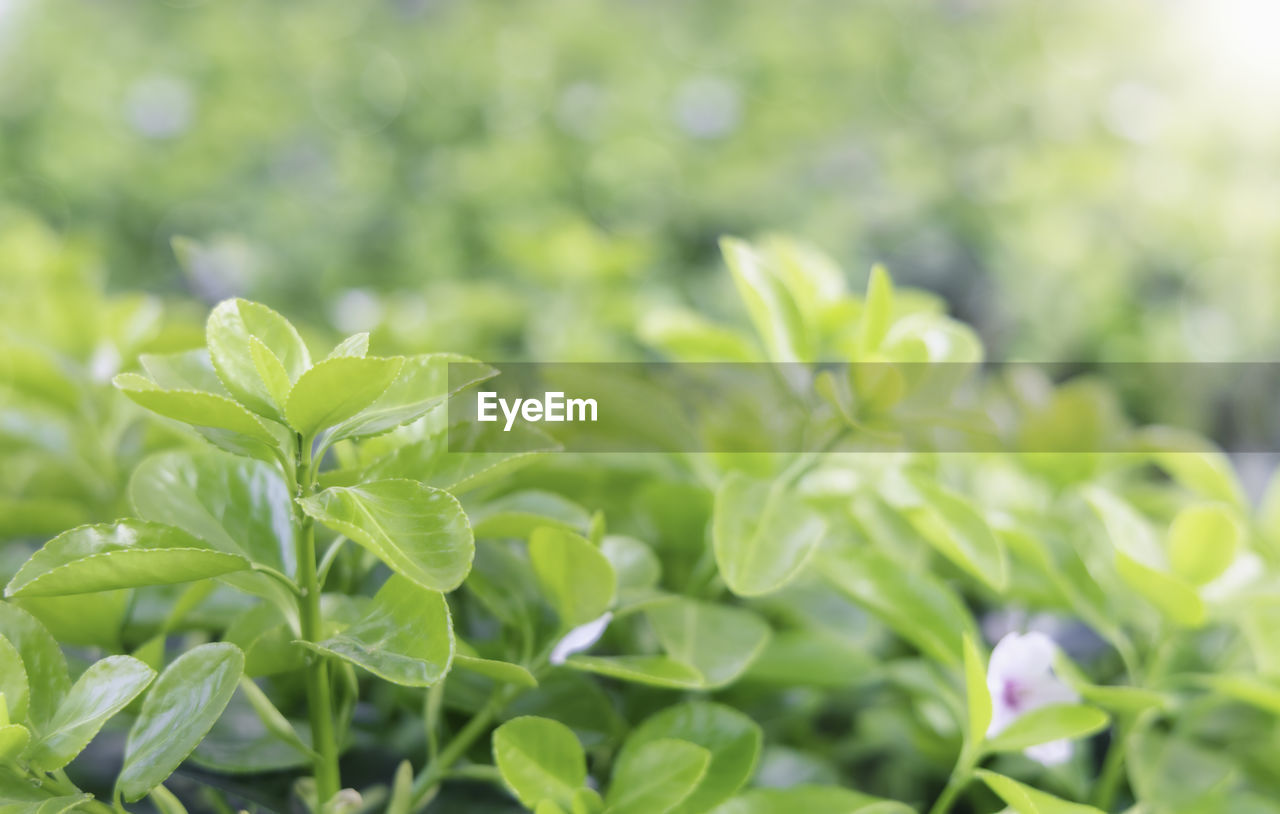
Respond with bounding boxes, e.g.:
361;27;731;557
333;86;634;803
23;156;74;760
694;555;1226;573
928;748;975;814
296;435;341;805
410;696;505;808
1093;716;1133;810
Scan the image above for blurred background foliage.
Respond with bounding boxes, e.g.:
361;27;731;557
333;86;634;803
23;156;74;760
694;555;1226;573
3;0;1279;362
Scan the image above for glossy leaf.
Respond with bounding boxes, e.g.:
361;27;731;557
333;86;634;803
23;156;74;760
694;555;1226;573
565;655;706;689
325;332;370;360
713;472;826;597
5;521;250;598
325;353;497;443
618;703;761;814
130;450;295;576
0;602;71;729
983;704;1109;754
301;575;454;687
604;738;710;814
114;372;280;446
529;526;616;627
285;355;404;439
364;420;559;494
906;477;1008;592
299;479;474;592
0;724;29;762
117;643;245;802
207;298;311;420
492;716;586;809
26;655;156;771
721;236;806;363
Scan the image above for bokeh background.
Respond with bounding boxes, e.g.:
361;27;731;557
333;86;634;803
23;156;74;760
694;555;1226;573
4;0;1279;362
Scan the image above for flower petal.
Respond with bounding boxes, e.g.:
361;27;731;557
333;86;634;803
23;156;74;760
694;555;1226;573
549;612;613;666
988;631;1057;681
1025;738;1073;767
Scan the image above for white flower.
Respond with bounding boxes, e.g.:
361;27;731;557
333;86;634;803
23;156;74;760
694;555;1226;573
549;612;613;666
986;631;1080;766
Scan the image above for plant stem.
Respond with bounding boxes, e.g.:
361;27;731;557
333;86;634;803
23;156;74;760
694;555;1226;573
928;749;975;814
1093;716;1132;810
296;435;341;804
410;695;504;808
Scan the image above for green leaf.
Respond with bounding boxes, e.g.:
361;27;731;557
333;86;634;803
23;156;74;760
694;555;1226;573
130;450;295;576
248;337;293;411
983;704;1110;754
26;655;156;771
325;353;497;444
713;472;826;597
387;759;414;814
301;575;454;687
605;738;710;814
236;677;314;759
1168;503;1242;586
822;547;974;667
0;636;30;724
564;656;706;689
721;237;806;363
1053;655;1171;714
299;479;474;592
1190;673;1280;716
471;491;591;539
285;355;404;439
644;597;771;688
5;521;251;598
117;642;244;802
0;604;69;729
617;703;761;814
600;536;662;595
975;770;1105;814
858;263;894;354
149;785;190;814
744;629;874;687
529;526;616;627
1115;552;1206;628
0;724;31;762
14;591;131;650
365;420;559;494
709;786;914;814
492;716;587;809
963;634;991;749
453;639;537;687
325;332;370;360
114;372;281;447
207;298;311;420
906;477;1008;592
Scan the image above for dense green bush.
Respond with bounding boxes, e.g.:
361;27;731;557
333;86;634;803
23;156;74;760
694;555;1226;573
4;236;1279;813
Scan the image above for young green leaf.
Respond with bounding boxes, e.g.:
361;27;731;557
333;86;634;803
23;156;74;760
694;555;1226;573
117;642;244;802
644;597;771;688
604;738;710;814
26;655;155;771
325;332;370;360
975;769;1105;814
248;337;293;411
983;705;1109;755
5;521;251;598
963;634;991;749
285;355;404;439
713;472;826;597
148;785;190;814
709;786;914;814
858;263;894;354
822;547;974;667
600;536;661;596
324;353;497;444
299;479;474;592
300;575;454;687
130;450;296;577
617;703;761;814
0;636;30;724
529;526;616;627
207;298;311;420
453;640;537;688
0;603;70;729
906;477;1008;592
1168;503;1242;586
364;420;559;495
565;655;706;689
114;372;281;447
492;716;587;810
470;491;592;539
720;237;807;363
